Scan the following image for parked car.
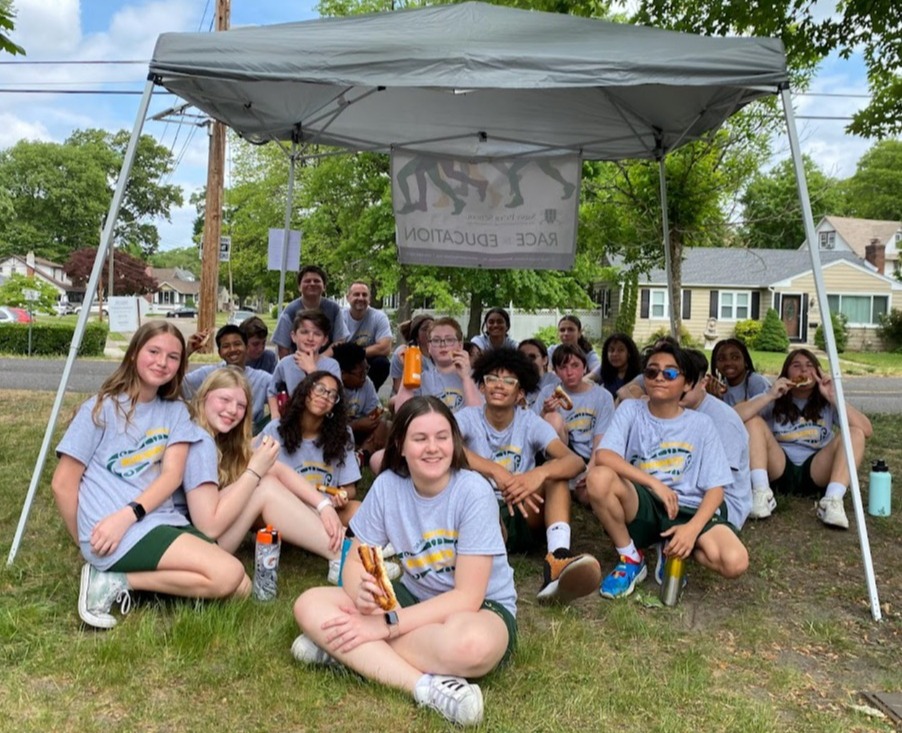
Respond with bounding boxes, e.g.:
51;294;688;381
227;309;256;326
74;301;109;317
0;306;32;323
55;302;74;316
167;306;198;319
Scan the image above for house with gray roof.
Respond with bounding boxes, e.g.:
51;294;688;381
802;216;901;276
617;247;902;350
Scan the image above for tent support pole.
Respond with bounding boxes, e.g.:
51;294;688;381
276;142;299;318
658;156;678;339
780;87;882;621
8;78;156;565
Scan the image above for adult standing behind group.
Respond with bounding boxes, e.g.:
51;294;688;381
273;265;349;359
341;281;393;392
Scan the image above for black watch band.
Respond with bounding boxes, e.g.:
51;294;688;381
384;610;399;627
128;501;146;522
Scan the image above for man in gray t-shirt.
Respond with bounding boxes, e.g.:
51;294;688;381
272;265;349;358
341;281;393;391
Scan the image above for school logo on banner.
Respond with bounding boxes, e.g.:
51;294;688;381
391;152;580;270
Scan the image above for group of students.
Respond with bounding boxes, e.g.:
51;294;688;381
52;299;871;728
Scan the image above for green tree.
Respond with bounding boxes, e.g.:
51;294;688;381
149;246;201;277
633;0;902;138
740;155;847;249
0;1;25;56
843;140;902;222
756;307;789;352
815;311;847;353
0;273;58;314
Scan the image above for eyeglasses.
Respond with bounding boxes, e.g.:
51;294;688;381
643;366;682;382
310;382;341;403
483;374;519;388
428;338;459;347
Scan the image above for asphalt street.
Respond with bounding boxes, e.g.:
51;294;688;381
1;358;900;414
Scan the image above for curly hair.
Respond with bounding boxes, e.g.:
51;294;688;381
92;320;187;426
600;333;641;387
277;371;350;466
472;347;540;394
189;367;253;487
772;348;830;425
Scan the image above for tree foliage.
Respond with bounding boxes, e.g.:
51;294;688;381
149;246;201;277
842;140;902;222
756;307;789;352
64;248;157;299
633;0;902;138
0;273;58;313
0;0;25;56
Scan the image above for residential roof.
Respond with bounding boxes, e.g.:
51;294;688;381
626;248;862;287
151;267;200;295
820;216;901;257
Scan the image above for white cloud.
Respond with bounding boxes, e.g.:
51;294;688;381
0;114;52;148
12;0;82;55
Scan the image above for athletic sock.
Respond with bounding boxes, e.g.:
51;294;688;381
546;522;570;554
824;482;846;500
750;469;769;490
616;542;641;563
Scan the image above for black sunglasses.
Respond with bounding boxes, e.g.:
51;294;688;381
643;366;682;382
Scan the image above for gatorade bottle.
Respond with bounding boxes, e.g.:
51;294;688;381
253;525;281;601
402;345;422;389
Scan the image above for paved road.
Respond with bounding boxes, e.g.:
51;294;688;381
1;357;900;414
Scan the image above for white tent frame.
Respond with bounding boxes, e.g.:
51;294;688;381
7;7;882;622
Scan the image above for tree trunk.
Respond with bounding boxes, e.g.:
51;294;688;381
668;228;683;340
467;291;483;340
396;272;412;324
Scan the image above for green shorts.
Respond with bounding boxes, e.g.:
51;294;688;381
392;580;518;667
498;499;541;554
109;525;213;573
770;453;822;497
626;483;736;550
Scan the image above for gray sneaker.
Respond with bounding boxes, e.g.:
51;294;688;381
77;563;131;630
290;634;339;666
415;675;484;727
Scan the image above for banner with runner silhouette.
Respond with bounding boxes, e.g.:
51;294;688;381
391;152;580;270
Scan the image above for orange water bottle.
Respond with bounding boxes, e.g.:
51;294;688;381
402;345;422;389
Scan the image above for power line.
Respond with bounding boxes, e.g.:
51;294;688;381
0;89;168;95
0;59;147;65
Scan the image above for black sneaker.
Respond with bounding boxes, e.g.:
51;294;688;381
537;548;602;603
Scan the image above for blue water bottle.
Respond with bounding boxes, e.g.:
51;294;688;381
868;459;892;517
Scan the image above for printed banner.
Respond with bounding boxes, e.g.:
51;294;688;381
391;152;580;270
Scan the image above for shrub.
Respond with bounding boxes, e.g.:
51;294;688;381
614;273;638;337
878;308;902;351
756;308;789;352
815;311;848;353
0;321;108;357
531;325;559;347
733;319;763;349
643;325;699;348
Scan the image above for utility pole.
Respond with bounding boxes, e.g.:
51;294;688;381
198;0;230;347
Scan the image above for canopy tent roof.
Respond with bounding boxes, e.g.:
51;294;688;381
148;1;788;160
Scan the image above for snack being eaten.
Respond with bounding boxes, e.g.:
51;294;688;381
790;375;814;389
553;385;573;410
358;544;399;611
317;485;349;502
369;405;385;419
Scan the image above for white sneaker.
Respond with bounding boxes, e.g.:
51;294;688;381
817;497;849;529
290;634;340;666
78;563;131;630
749;488;777;519
415;675;484;727
327;558;341;585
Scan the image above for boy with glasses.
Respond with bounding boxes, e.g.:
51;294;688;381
456;348;601;602
586;342;748;599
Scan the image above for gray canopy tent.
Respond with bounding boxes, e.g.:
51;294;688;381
9;2;881;620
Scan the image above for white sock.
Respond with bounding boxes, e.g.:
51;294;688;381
824;482;846;500
616;542;641;563
414;674;434;703
546;522;570;554
750;469;769;490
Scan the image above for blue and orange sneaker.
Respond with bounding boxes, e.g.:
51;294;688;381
599;553;647;599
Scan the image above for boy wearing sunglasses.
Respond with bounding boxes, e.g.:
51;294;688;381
456;348;601;603
586;342;749;599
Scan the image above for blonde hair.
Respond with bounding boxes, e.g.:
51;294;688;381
92;321;187;426
189;367;253;487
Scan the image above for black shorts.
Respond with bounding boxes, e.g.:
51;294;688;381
770;453;822;497
626;483;736;550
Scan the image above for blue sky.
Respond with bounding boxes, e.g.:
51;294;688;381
1;0;874;253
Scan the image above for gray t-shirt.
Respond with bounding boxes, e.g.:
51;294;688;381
722;371;771;407
415;369;477;413
600;399;732;510
272;296;349;351
56;395;198;570
524;372;559;411
344;377;380;419
531;382;613;460
456;405;558;480
350;468;517;616
247;349;278;374
341;307;392;347
261;420;361;487
268;355;342;399
761;398;837;466
694;394;751;529
471;334;519;352
173;429;219;518
548;343;601;375
182;363;271;426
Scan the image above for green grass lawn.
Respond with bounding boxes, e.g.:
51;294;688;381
2;391;901;731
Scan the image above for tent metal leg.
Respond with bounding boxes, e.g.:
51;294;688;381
780;87;882;622
276;143;298;318
7;79;156;566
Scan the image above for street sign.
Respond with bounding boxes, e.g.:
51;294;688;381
219;236;232;262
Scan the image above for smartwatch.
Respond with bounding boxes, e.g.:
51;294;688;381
128;501;146;522
384;610;399;637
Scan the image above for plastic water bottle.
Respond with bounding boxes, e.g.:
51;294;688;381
659;555;687;607
402;345;422;389
275;381;290;415
868;459;892;517
253;525;281;601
